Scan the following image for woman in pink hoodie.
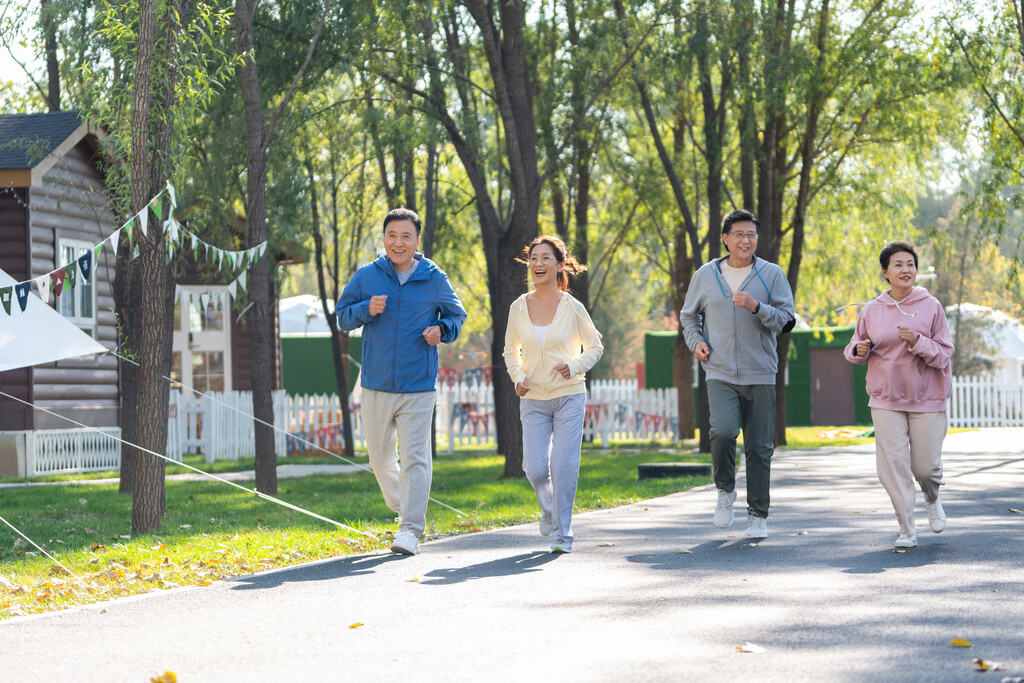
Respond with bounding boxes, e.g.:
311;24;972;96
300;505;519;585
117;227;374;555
844;241;954;549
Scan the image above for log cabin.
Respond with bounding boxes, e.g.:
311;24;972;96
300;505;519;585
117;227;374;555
0;111;280;476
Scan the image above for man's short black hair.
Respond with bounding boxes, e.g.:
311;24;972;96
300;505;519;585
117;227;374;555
722;209;760;235
383;208;422;235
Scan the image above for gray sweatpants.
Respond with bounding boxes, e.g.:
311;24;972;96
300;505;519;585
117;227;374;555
361;388;436;538
871;408;946;536
520;393;587;545
707;380;775;519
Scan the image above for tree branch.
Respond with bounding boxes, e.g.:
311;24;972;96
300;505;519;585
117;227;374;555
948;18;1024;152
266;0;333;143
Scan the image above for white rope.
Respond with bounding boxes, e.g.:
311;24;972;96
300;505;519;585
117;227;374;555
110;351;470;518
0;513;87;585
833;299;919;317
0;390;377;540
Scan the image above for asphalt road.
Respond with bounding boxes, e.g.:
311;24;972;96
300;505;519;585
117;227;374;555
1;429;1022;682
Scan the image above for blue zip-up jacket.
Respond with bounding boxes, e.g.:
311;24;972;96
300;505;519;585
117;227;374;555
336;253;467;393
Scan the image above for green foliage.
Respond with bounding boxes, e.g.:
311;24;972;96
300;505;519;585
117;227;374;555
67;1;240;217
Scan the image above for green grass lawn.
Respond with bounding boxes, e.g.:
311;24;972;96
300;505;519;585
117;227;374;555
0;446;709;619
3;423;958;619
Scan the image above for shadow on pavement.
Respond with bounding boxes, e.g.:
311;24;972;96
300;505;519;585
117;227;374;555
226;552;405;590
839;543;943;574
624;537;768;572
418;551;559;585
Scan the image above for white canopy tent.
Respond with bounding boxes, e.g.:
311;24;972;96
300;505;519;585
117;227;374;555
0;266;108;372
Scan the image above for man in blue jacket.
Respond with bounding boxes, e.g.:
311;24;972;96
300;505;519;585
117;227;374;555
337;208;467;555
679;209;795;540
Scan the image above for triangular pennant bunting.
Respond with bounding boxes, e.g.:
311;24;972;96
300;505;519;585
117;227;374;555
150;195;164;220
138;209;149;236
165;181;176;208
237;270;247;294
0;286;12;315
15;281;31;311
78;251;92;282
50;269;66;297
35;275;50;300
164;216;178;242
227;280;237;299
65;262;78;290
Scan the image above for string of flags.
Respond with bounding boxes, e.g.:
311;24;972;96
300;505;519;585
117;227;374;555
451;403;493;436
0;182;268;316
580;402;679;434
438;366;493;387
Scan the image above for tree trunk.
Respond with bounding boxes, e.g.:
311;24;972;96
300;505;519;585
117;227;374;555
235;0;277;494
115;248;141;494
40;0;60;111
126;0;158;532
129;0;188;533
310;167;354;459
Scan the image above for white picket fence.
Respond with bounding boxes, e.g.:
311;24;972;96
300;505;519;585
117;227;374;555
25;428;122;476
161;380;680;461
22;375;1024;474
948;376;1024;428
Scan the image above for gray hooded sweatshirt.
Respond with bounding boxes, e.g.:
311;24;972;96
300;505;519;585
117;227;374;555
679;256;796;385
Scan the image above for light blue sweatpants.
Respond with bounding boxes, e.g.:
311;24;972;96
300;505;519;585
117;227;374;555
520;393;587;546
361;388;436;538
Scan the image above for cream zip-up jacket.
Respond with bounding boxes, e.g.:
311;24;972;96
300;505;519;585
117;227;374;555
503;291;604;400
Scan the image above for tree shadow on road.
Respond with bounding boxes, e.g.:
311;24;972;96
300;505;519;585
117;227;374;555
624;537;768;572
839;542;944;574
418;552;559;585
225;552;405;590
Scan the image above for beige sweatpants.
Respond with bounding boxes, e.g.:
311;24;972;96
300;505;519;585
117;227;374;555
870;408;947;536
361;388;436;538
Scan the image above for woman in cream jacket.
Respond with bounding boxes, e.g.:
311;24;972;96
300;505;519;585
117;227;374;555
503;235;603;553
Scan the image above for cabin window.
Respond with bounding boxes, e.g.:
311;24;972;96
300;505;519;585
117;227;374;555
171;287;232;394
58;239;96;336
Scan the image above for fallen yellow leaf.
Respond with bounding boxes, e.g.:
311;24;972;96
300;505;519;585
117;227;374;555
349;623;363;629
675;548;694;554
1009;508;1023;514
949;638;971;647
150;672;177;683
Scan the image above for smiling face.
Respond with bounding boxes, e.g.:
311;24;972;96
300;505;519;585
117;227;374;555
383;219;420;271
883;250;918;292
528;241;563;288
723;220;758;265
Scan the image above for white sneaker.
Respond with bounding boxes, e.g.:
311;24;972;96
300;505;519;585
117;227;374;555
745;514;767;539
539;515;554;537
894;532;917;548
390;530;420;555
926;499;946;533
551;542;572;554
714;489;737;528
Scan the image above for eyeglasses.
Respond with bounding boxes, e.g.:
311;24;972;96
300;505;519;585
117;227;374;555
727;231;758;241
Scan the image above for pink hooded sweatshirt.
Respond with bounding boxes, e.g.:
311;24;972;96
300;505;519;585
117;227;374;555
843;287;953;412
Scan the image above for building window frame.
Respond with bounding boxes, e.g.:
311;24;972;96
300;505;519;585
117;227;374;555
57;238;97;337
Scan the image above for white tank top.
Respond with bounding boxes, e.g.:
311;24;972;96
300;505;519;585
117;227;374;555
532;323;550;347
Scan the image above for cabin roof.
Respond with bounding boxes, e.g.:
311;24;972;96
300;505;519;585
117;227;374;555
0;111;106;187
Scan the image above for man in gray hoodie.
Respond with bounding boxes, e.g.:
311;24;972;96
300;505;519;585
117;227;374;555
679;209;795;539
